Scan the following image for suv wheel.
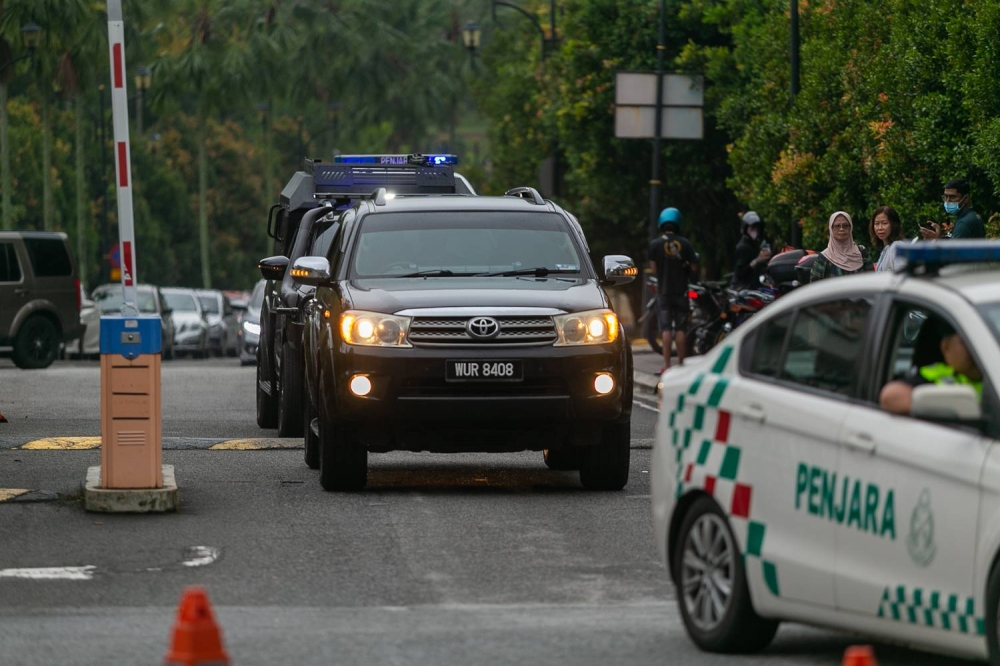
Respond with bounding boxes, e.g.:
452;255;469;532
303;382;319;470
543;448;580;470
318;372;367;491
256;350;278;428
578;420;630;490
277;341;303;437
13;316;59;370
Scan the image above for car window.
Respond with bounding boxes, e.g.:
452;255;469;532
351;211;582;278
979;301;1000;346
0;243;22;282
310;219;340;258
745;311;793;378
879;303;973;386
94;287;159;314
23;237;72;277
779;298;873;396
249;280;265;309
198;295;221;314
164;292;198;312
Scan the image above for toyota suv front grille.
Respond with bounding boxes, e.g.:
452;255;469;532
408;316;557;346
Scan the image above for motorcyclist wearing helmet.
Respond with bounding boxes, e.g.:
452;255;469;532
732;211;771;290
648;207;698;372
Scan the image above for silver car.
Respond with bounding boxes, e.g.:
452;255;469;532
239;279;265;366
161;287;208;358
82;284;177;359
195;289;240;357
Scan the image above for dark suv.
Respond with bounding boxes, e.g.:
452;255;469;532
256;154;475;436
0;231;83;369
289;187;636;492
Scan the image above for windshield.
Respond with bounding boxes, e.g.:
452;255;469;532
164;292;198;312
198;294;221;314
93;287;158;314
979;302;1000;345
249;280;265;313
351;212;583;278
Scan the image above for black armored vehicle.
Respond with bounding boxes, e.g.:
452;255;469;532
256;154;475;436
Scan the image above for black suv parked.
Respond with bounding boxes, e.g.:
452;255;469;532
256;154;475;436
0;231;83;369
288;187;637;492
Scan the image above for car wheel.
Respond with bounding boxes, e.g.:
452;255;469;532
12;316;60;370
256;351;278;429
985;557;1000;664
543;448;581;471
674;496;779;653
318;372;367;492
578;420;630;490
303;380;320;470
277;341;304;437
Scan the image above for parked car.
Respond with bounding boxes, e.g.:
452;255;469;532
84;283;176;359
0;231;84;369
160;287;208;358
195;288;240;357
240;279;266;366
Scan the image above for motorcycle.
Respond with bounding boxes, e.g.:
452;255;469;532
684;281;775;356
640;276;664;355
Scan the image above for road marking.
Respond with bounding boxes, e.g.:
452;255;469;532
19;437;101;450
182;546;220;567
209;438;302;450
634;398;659;413
0;489;31;502
0;566;96;581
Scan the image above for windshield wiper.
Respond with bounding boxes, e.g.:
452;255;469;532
396;269;459;278
476;267;578;277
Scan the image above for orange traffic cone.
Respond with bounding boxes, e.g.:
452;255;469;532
164;586;230;666
842;645;877;666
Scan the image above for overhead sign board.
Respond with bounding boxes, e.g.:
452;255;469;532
614;72;704;140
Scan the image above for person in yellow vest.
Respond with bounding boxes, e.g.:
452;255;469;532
880;319;982;415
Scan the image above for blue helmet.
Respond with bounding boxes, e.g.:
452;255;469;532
658;207;682;229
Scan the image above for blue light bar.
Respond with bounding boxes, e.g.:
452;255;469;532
332;154;458;167
897;241;1000;274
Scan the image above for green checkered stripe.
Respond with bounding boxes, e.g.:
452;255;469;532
877;585;984;636
665;346;782;598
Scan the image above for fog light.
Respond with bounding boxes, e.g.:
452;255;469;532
594;373;615;395
349;374;372;397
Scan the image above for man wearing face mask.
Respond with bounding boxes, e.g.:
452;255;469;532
920;178;985;240
731;211;771;289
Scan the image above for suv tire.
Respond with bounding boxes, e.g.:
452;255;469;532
256;349;278;428
13;316;59;370
578;420;630;490
318;371;367;491
303;382;320;470
277;341;303;437
674;496;779;653
543;448;581;470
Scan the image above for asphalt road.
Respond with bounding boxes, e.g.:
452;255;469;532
0;357;977;665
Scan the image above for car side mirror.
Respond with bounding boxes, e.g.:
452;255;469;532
290;256;332;286
162;307;173;317
258;255;290;281
602;255;637;286
911;384;984;428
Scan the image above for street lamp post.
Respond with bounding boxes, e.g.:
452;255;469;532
461;21;481;66
133;65;151;137
789;0;802;248
0;22;42;231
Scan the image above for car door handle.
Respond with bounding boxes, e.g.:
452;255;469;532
844;433;876;455
738;404;766;424
14;288;28;296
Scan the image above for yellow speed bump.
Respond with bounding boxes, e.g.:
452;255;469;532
0;489;31;502
19;437;102;450
209;438;303;450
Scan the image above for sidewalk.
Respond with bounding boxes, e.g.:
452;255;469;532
631;339;666;395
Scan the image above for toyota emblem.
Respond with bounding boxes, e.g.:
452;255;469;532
466;316;500;340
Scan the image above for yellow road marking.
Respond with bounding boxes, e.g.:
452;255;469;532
209;439;302;450
19;437;101;450
0;489;31;502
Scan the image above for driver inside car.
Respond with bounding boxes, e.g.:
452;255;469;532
879;318;983;415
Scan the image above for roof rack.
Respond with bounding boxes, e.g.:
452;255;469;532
504;186;546;205
896;240;1000;275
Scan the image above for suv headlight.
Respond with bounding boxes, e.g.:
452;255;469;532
552;309;619;346
339;310;412;347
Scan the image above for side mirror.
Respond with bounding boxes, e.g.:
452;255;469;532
290;256;332;286
602;255;638;286
162;307;173;317
911;384;983;426
258;255;289;281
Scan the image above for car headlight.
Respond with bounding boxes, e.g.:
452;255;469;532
552;309;619;346
339;310;412;347
243;321;261;336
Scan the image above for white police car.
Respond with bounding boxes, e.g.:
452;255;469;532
651;242;1000;661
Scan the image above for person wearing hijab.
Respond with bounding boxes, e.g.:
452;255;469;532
810;211;872;282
